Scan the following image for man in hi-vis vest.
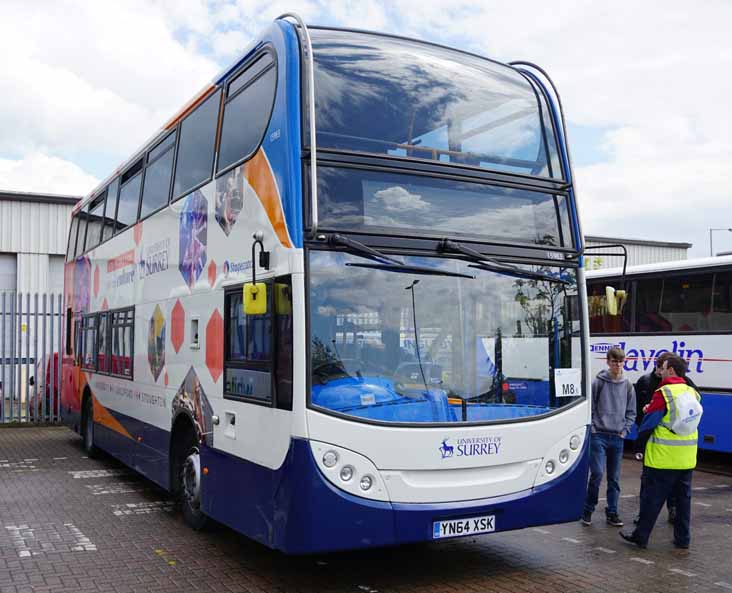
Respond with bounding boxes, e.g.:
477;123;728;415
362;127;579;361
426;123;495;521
620;354;702;550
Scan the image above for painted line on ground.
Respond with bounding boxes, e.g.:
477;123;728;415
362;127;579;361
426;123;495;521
593;547;616;554
669;568;697;577
562;537;582;544
630;557;654;565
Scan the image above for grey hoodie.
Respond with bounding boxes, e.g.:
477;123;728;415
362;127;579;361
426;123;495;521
591;369;636;436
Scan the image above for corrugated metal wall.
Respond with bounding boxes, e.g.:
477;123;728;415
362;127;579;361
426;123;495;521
0;200;74;294
584;239;689;271
0;200;72;256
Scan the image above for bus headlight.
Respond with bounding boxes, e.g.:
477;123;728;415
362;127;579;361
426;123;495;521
534;427;587;488
360;475;373;491
310;441;389;501
323;450;338;468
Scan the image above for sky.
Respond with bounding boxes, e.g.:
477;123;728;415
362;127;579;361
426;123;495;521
1;0;731;258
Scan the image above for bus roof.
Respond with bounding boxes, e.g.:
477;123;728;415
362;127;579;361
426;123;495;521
586;255;732;279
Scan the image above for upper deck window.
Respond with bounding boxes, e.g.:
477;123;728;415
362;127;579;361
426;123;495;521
310;30;563;180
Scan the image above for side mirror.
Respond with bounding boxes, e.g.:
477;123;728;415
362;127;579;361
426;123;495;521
243;283;267;315
275;283;292;315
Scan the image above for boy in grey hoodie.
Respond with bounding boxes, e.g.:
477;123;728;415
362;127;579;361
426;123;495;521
581;347;636;527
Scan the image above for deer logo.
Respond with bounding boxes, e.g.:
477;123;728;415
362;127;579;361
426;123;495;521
439;438;454;459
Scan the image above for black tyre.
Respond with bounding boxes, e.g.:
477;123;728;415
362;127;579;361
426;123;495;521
175;429;208;530
82;396;99;458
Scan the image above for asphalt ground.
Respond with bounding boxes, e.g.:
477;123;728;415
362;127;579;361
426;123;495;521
1;426;731;593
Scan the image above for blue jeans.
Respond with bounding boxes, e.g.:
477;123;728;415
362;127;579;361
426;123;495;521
633;467;692;547
583;432;624;516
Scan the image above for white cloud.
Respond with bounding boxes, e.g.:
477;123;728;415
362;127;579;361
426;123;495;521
0;153;97;196
374;186;430;213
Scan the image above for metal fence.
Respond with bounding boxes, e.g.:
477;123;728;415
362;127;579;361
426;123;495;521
0;292;63;424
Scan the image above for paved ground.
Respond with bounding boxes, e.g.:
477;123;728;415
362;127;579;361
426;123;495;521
1;427;731;593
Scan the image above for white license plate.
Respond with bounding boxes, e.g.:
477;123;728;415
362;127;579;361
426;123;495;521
432;515;495;539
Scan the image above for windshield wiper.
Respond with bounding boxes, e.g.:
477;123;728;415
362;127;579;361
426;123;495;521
439;238;571;285
346;262;475;279
468;262;571;285
328;234;403;265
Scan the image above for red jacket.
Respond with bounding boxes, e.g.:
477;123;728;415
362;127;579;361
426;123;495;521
644;376;687;415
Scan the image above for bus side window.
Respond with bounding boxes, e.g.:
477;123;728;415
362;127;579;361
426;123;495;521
66;216;79;262
102;178;120;241
224;285;273;404
172;90;221;201
587;281;631;334
711;271;732;331
65;308;73;355
217;53;277;174
274;276;293;411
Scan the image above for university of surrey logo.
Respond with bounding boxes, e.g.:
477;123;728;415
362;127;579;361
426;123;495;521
439;435;503;459
439;438;454;459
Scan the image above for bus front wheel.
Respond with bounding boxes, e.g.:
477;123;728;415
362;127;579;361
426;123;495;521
174;430;208;530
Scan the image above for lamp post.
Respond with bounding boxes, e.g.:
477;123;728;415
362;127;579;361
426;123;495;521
709;228;732;257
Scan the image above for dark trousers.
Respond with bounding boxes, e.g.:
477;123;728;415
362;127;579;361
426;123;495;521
639;467;676;513
633;467;692;547
583;432;624;516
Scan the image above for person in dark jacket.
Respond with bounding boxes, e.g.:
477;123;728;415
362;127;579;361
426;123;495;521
633;352;698;524
581;347;636;527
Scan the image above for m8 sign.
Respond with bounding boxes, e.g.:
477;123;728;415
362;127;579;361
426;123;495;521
554;368;582;398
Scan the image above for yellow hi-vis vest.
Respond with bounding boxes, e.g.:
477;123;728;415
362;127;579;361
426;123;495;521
645;383;700;470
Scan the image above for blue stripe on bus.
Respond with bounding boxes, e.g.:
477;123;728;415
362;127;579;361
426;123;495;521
200;430;590;554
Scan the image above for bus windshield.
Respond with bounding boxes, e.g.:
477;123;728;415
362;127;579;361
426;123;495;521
311;29;563;179
308;250;582;425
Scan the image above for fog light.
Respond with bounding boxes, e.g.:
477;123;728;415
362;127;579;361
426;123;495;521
545;460;556;474
559;449;570;464
569;435;581;450
360;475;373;491
323;450;338;468
340;465;354;481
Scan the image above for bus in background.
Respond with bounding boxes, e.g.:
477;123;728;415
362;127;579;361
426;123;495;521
586;255;732;452
61;15;590;554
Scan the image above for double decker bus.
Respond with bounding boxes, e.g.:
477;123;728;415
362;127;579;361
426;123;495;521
587;255;732;453
61;15;590;553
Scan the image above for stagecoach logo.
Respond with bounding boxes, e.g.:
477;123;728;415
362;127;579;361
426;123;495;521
222;259;252;278
590;342;622;354
439;436;502;459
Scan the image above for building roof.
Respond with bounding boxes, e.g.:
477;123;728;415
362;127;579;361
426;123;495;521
0;189;80;206
584;234;692;249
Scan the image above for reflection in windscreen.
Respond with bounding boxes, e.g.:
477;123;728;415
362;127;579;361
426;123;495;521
308;251;582;424
311;29;562;179
316;167;574;247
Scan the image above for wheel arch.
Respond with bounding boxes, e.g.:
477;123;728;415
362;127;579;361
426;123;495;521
169;410;198;493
